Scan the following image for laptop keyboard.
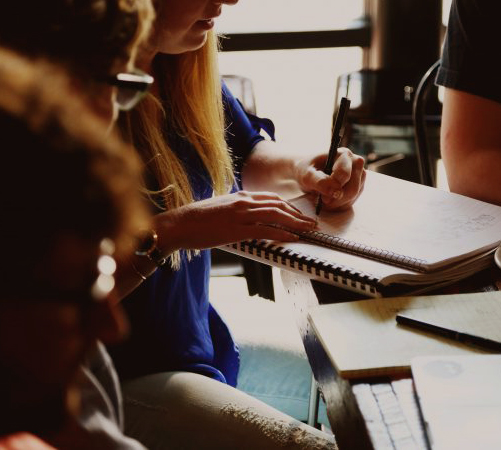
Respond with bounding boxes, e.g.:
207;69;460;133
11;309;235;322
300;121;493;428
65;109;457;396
352;379;428;450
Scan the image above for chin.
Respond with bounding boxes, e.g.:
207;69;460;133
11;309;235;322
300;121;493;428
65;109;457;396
160;33;208;55
188;32;209;51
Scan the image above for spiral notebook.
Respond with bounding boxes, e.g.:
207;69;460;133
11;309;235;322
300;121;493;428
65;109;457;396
222;172;501;297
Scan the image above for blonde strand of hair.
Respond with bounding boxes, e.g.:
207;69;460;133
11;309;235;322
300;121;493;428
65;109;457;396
120;31;234;269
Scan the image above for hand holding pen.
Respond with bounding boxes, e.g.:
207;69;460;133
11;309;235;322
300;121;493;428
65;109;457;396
315;97;351;216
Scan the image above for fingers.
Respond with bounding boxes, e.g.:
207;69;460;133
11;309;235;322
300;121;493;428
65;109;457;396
300;166;340;197
228;191;317;239
331;148;354;186
297;149;365;204
322;153;366;211
318;148;366;210
234;191;315;223
244;206;317;231
244;225;301;242
295;157;341;198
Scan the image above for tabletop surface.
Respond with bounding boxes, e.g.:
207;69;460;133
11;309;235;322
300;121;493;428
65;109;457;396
280;266;501;450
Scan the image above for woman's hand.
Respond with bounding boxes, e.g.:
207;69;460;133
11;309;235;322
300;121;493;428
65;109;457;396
154;191;317;254
294;147;366;211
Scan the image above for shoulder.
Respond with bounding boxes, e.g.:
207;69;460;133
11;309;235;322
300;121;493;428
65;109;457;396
437;0;501;103
221;81;247;119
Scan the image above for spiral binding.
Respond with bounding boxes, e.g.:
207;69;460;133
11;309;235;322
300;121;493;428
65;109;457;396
301;230;428;272
228;240;381;295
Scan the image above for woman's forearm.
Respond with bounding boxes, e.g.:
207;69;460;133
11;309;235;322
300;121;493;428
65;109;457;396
241;140;303;196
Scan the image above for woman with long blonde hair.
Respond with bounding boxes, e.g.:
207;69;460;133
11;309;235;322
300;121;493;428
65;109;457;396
111;0;365;447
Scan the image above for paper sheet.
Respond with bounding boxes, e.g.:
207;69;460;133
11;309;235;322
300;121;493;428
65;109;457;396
307;291;501;378
291;171;501;269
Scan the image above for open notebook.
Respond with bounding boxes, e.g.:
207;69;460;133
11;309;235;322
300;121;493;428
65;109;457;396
222;172;501;297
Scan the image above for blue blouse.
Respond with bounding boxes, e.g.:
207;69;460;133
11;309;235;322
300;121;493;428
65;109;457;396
110;83;274;387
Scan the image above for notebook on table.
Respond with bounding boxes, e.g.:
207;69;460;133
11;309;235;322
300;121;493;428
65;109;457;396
411;354;501;450
222;171;501;297
307;291;501;379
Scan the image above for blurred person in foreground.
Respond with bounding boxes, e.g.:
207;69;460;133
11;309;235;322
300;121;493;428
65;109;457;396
0;0;154;123
0;47;149;449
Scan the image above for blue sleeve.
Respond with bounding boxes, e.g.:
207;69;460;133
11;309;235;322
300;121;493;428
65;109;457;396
436;0;501;104
222;82;275;189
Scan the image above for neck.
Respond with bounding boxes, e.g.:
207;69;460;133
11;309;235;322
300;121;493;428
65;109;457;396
136;48;156;74
136;44;161;97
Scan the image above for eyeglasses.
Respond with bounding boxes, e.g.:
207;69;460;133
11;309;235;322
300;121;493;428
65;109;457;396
107;69;154;111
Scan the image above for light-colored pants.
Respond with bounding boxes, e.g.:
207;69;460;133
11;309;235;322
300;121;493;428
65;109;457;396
122;371;336;450
212;277;330;426
122;277;334;449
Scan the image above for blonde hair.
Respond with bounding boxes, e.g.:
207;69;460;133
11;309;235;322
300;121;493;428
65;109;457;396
120;31;234;268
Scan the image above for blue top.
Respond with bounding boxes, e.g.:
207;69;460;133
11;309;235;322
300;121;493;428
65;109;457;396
110;83;275;387
436;0;501;104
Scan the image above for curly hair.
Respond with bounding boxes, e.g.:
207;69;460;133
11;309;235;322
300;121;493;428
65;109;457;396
0;0;154;78
0;47;150;280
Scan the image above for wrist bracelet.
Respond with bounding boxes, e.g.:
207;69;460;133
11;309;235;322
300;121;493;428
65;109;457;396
135;229;166;267
131;261;147;281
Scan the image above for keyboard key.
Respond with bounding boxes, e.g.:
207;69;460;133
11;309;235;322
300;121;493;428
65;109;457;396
354;381;426;450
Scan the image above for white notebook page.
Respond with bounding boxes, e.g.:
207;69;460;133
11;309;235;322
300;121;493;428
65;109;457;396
291;171;501;269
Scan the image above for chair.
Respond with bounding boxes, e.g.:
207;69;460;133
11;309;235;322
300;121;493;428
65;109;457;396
412;59;442;187
334;66;443;185
221;74;257;115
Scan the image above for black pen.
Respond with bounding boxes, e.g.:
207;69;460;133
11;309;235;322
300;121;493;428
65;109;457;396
396;314;501;353
315;96;351;216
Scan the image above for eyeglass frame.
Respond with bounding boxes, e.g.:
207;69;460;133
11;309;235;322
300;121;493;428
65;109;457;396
106;69;154;111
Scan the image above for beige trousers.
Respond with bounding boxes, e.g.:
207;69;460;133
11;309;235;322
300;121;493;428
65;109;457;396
122;371;337;450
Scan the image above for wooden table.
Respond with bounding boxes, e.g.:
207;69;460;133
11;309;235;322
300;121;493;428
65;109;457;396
280;267;501;449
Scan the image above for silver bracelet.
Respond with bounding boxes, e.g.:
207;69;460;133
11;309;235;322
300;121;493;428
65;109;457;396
131;261;147;281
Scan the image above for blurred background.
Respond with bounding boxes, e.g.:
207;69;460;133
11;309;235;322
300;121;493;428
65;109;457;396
216;0;453;185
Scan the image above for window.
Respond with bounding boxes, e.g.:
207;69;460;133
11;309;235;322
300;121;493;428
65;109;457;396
216;0;452;158
217;0;364;33
216;1;365;156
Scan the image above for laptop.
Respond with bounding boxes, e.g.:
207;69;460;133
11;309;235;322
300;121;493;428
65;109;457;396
411;355;501;450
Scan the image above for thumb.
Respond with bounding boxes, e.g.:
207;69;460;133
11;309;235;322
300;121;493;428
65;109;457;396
303;167;344;197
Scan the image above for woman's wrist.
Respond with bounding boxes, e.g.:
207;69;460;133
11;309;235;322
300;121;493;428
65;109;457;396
135;228;167;266
114;254;158;299
152;209;186;256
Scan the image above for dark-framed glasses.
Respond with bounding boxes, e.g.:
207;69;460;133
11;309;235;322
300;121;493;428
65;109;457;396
107;69;154;111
